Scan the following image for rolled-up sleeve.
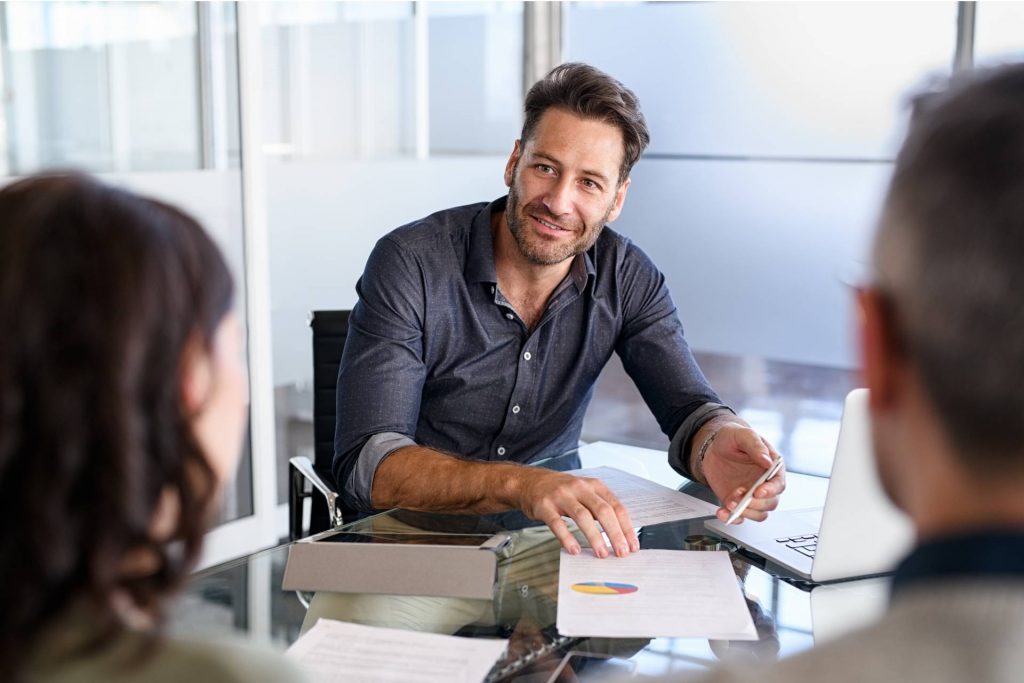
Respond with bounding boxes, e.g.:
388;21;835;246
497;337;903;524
333;236;427;510
614;241;733;480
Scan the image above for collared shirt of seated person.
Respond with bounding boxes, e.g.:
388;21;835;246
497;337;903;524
334;63;786;559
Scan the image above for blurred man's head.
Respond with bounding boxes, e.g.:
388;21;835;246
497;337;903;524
862;65;1024;516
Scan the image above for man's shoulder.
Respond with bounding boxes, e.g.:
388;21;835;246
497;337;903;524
694;613;914;683
382;200;491;252
590;225;661;286
593;225;651;264
698;590;1024;683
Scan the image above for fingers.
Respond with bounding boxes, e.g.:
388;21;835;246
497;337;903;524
732;426;774;467
581;480;638;556
717;474;784;523
737;495;777;521
761;437;787;493
544;515;582;555
565;501;610;558
715;504;771;524
531;474;638;558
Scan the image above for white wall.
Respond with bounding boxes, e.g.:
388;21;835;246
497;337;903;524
265;153;887;381
613;159;892;368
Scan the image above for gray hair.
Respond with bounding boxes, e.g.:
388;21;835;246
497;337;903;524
874;64;1024;473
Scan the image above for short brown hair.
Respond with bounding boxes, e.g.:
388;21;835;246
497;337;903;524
522;62;650;184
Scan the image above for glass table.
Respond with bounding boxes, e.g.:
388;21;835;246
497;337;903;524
175;447;890;681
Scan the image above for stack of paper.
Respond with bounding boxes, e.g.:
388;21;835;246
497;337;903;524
565;466;719;526
556;549;757;640
287;619;507;683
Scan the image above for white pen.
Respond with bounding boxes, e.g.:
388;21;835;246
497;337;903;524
725;456;784;525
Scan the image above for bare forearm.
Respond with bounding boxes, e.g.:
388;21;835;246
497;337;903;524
370;445;530;514
373;445;640;557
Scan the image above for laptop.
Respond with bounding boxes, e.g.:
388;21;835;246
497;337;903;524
705;389;914;583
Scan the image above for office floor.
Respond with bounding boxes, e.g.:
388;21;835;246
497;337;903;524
582;352;859;477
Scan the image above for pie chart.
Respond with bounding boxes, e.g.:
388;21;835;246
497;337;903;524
571;581;639;595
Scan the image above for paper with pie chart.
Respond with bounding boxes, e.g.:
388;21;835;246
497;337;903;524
556;549;757;640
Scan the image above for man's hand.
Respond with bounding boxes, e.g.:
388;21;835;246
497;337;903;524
372;446;639;557
514;468;639;558
701;423;786;524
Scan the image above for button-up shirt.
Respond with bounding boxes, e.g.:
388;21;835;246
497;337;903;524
334;196;729;510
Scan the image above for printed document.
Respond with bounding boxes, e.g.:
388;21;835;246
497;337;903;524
287;618;507;683
557;549;757;640
566;466;719;526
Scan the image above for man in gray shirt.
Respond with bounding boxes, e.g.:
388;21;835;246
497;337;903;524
659;63;1024;683
334;63;785;557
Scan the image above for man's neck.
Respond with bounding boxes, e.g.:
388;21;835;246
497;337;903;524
915;477;1024;542
903;424;1024;541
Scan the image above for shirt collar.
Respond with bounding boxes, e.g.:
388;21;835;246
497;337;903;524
891;528;1024;599
572;243;596;293
464;197;503;284
464;194;597;294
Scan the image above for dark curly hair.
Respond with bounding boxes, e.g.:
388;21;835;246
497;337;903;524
0;172;235;678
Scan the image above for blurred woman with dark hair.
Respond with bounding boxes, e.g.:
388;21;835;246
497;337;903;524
0;173;304;682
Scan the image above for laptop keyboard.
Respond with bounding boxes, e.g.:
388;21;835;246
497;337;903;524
776;534;818;558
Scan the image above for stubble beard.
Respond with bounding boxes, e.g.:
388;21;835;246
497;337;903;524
505;171;613;267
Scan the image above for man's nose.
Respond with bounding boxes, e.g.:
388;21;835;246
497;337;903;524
542;177;573;217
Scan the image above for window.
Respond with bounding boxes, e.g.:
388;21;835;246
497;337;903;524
566;1;957;159
428;2;523;155
974;2;1024;67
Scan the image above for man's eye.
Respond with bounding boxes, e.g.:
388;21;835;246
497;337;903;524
536;164;554;174
581;179;598;190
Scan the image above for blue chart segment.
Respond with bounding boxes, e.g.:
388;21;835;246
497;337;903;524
571;581;639;595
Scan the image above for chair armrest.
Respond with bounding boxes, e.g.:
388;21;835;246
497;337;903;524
288;456;344;535
290;455;336;501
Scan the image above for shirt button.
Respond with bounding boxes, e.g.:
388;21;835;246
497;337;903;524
512;405;520;414
491;286;495;294
523;351;532;360
497;446;506;456
505;313;514;320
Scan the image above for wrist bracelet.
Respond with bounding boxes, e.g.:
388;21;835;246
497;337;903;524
695;429;719;483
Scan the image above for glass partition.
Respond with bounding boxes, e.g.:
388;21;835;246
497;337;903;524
0;1;252;524
565;1;958;160
974;2;1024;67
428;1;523;155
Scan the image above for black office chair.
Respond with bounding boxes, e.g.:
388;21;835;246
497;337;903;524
287;310;351;540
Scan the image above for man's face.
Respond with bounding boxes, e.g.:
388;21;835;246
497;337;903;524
503;108;630;266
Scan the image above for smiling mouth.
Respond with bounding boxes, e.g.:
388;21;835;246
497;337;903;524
531;214;571;233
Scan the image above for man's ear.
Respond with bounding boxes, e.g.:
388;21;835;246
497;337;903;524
504;140;522;188
180;337;212;415
606;177;631;223
859;288;903;412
